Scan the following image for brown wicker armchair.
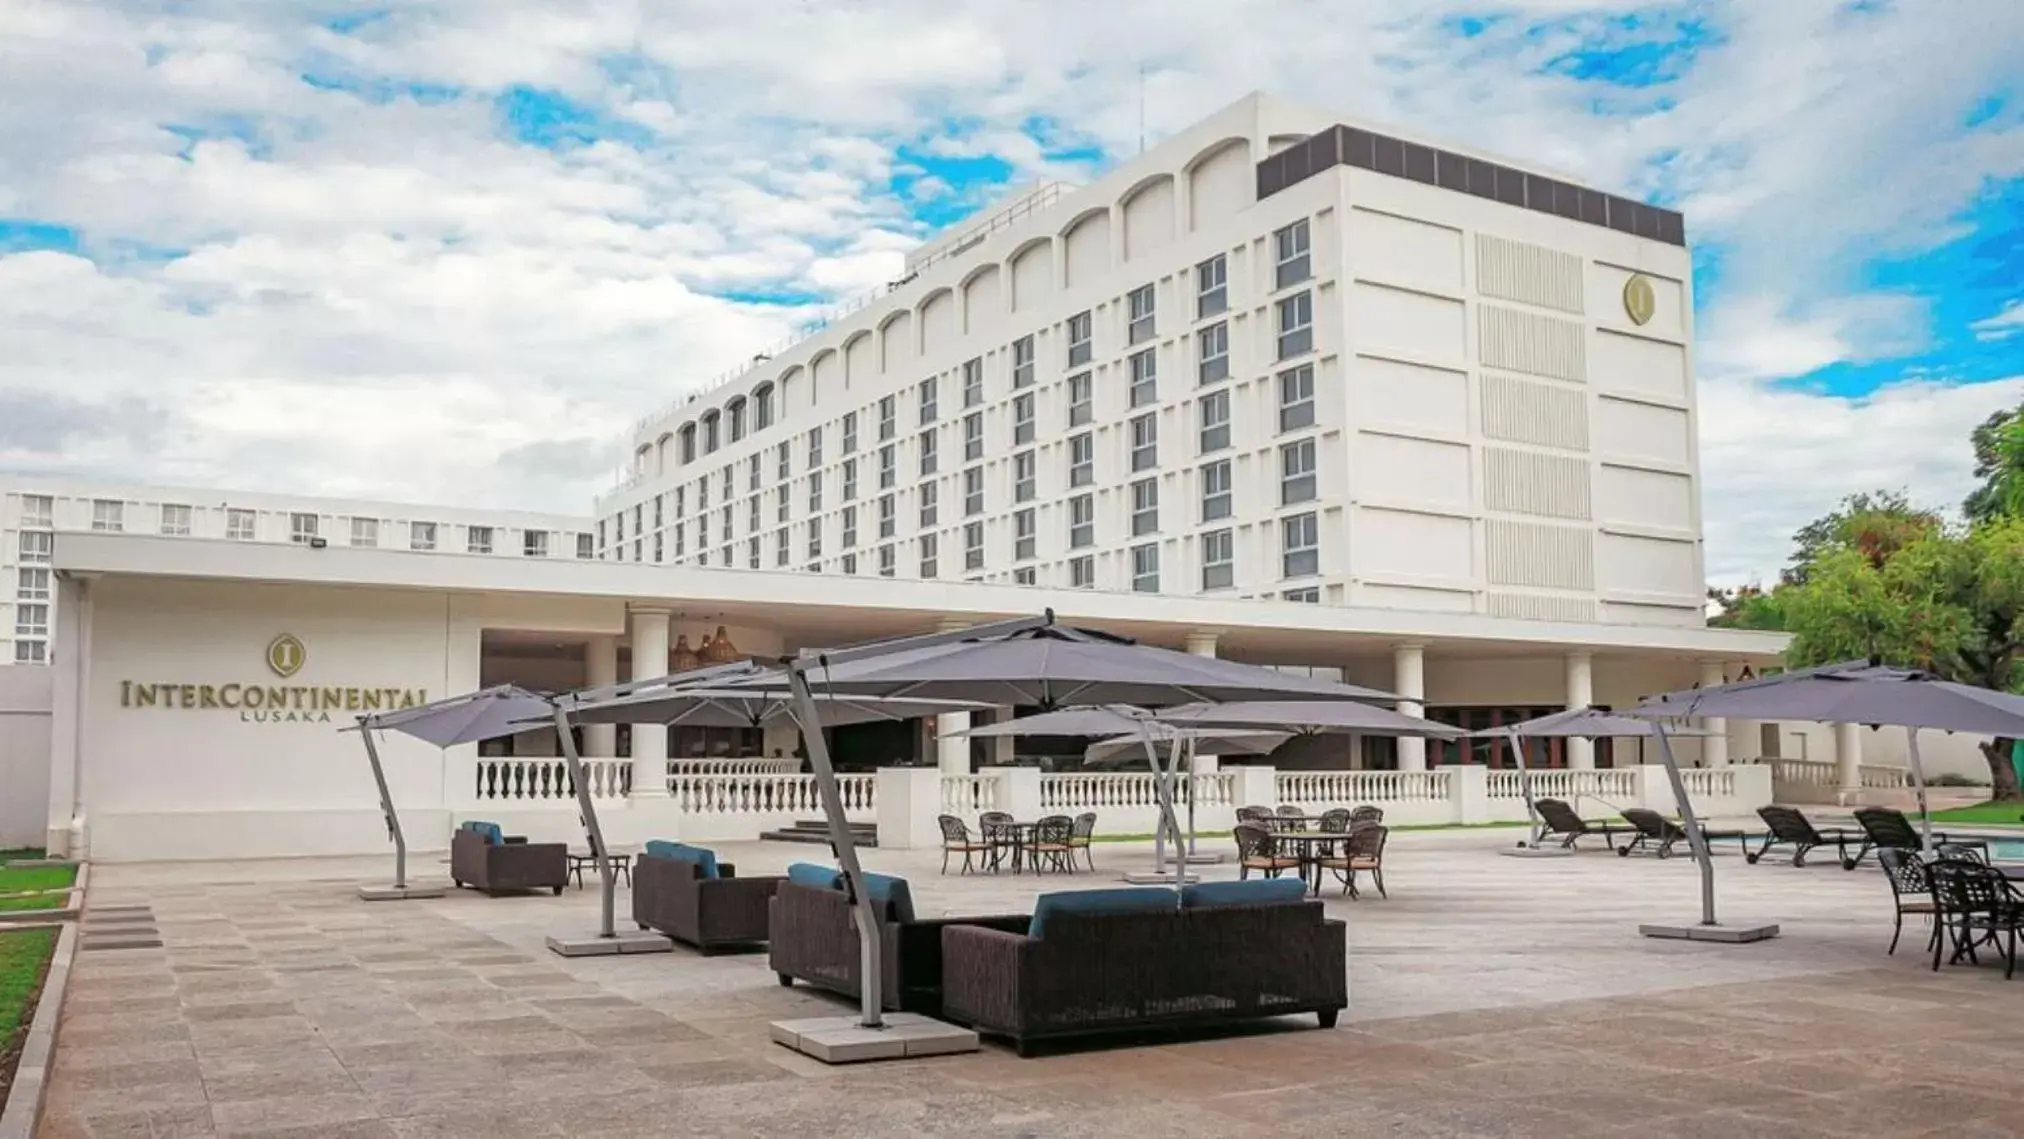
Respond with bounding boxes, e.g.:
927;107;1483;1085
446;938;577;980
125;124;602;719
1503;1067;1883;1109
1234;823;1301;881
631;852;780;954
450;826;567;896
768;878;1029;1015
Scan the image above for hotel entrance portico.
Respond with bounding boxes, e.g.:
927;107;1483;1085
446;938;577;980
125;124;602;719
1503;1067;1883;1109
36;532;1786;861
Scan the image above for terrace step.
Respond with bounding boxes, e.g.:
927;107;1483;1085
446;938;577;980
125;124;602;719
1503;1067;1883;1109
758;820;879;848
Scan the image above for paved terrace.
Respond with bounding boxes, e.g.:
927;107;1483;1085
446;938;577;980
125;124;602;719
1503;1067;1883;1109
38;829;2024;1138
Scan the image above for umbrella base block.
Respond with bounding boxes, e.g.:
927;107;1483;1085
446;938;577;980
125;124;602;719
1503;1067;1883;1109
1639;921;1781;944
770;1012;978;1064
1499;846;1574;859
1180;852;1224;865
1120;870;1202;884
546;931;674;957
357;883;448;901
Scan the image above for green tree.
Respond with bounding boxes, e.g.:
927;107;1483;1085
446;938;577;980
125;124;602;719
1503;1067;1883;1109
1706;584;1786;630
1783;490;1941;585
1776;515;2024;800
1964;402;2024;523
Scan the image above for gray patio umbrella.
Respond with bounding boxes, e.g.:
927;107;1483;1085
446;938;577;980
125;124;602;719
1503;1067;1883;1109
557;686;987;729
344;685;556;899
744;612;1398;1032
1157;700;1465;739
1468;708;1712;850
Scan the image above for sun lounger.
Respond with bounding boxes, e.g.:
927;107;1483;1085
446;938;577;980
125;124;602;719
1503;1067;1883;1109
1614;807;1747;859
1532;797;1630;851
1747;805;1864;867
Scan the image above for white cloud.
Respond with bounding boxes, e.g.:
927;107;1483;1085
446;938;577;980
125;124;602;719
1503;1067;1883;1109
1972;298;2024;341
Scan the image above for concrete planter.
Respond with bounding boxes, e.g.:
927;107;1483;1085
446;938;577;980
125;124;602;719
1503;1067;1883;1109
0;865;88;927
0;917;80;1139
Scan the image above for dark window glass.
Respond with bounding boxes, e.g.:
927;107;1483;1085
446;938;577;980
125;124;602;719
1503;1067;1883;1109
1373;135;1405;176
1402;142;1437;184
1578;187;1608;225
1494;165;1526;206
1524;173;1555;211
1466;157;1497;198
1308;127;1340;168
1342;127;1377;169
1606;195;1638;234
1435;149;1467;191
1657;209;1685;245
1283;140;1311;184
1552;180;1582;219
1256;156;1284;199
1636;203;1662;239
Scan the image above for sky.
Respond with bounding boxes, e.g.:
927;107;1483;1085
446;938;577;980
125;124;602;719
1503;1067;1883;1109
0;0;2019;587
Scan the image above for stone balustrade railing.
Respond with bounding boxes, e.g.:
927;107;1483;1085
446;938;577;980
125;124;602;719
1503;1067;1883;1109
1765;757;1837;788
1860;764;1911;790
669;773;874;817
1679;768;1738;800
1275;770;1451;807
474;757;632;801
1485;768;1639;805
940;774;1001;816
667;757;801;776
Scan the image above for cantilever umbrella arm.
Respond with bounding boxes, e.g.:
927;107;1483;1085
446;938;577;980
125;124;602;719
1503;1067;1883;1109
356;724;408;890
1650;723;1718;926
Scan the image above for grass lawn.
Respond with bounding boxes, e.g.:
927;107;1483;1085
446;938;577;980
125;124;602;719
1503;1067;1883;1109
0;866;76;896
1930;801;2024;825
0;926;59;1098
0;895;68;914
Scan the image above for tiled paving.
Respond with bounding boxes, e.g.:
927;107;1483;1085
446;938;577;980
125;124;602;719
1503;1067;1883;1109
36;830;2024;1137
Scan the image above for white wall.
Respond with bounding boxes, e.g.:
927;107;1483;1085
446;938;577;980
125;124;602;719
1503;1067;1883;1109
0;667;52;847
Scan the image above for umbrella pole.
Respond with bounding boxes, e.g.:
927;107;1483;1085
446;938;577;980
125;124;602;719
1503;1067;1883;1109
1132;721;1185;893
360;728;407;889
551;707;616;940
1515;734;1543;848
1652;723;1717;926
1185;738;1199;857
785;663;886;1030
1905;728;1933;848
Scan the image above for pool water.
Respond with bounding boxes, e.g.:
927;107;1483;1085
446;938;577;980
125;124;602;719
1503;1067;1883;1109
1991;839;2024;861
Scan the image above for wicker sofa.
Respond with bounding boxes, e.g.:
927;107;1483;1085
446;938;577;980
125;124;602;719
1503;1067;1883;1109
632;842;781;954
768;867;1028;1015
450;823;568;896
940;880;1346;1055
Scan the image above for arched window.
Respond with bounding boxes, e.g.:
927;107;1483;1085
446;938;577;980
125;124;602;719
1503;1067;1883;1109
702;411;721;454
727;398;748;443
678;423;697;464
753;383;775;430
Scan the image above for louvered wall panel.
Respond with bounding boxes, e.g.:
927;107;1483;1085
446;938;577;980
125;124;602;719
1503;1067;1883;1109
1475;234;1584;314
1487;592;1598;622
1486;519;1594;589
1479;306;1586;382
1481;373;1588;450
1484;447;1591;520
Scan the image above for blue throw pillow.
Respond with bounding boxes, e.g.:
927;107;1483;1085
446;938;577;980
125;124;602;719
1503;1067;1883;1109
1028;887;1178;938
1182;878;1308;909
857;872;915;924
462;821;503;846
787;862;842;890
646;841;719;879
644;839;682;860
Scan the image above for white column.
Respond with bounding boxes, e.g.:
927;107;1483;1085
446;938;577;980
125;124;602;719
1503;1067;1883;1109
1565;651;1594;770
45;575;87;857
583;636;618;759
935;618;972;774
1698;661;1729;768
1834;721;1862;797
1393;644;1426;772
628;607;672;797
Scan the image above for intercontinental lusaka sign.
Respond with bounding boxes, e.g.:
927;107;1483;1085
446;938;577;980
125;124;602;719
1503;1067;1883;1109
117;634;428;724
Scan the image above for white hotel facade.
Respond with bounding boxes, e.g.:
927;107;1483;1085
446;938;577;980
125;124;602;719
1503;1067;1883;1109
11;92;1931;865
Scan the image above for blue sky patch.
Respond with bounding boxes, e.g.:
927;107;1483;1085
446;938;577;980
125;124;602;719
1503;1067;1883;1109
1539;14;1724;88
496;86;652;150
0;219;82;255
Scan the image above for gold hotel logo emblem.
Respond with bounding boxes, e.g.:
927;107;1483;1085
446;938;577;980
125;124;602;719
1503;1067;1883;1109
266;633;307;678
1622;274;1657;326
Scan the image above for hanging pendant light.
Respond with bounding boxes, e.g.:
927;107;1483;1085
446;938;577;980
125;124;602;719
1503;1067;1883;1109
702;624;740;664
670;634;700;673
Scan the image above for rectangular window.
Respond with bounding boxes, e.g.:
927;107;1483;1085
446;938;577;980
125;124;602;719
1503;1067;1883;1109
878;544;895;577
748;537;760;570
1283;587;1321;603
719;541;732;566
636;538;645;562
1069;493;1094;549
842;412;858;454
653;532;664;563
842;505;858;549
777;487;790;524
1281;438;1318;505
1014;450;1036;503
156;503;191;536
1070;555;1094;588
807;521;822;559
1067;372;1092;427
1198;390;1230;453
14;639;45;663
842;459;857;501
673;486;686;519
1277;291;1314;359
919;532;939;578
19;495;51;527
1131;478;1158;537
808;425;823;469
1014;567;1036;586
729;401;746;443
721;503;733;541
1282;512;1319;579
841;552;857;575
749;454;762;492
749;495;761;535
1279;364;1316;432
1129;348;1157;408
698;514;709;549
467;525;493;554
1196;254;1228;319
1127;283;1156;345
91;499;124;533
919;480;939;527
720;466;733;503
1014;508;1036;560
1198;322;1229;385
964;411;984;462
1201;460;1233;521
963;357;983;409
14;602;49;638
1012;335;1035;389
964;521;984;570
1069;432;1094;487
523;531;549;558
674;520;686;558
290;512;319;544
776;527;790;567
1129;413;1158;472
1067;310;1092;366
18;567;51;600
963;466;984;517
704;415;720;453
918;429;939;476
878;395;896;442
755;386;774;430
407;519;434;550
695;481;707;511
1275;219;1312;289
879;444;896;490
1202;528;1234;590
577;533;593;559
654;495;665;530
777;442;791;482
919;377;938;424
878;493;896;539
1131;544;1159;593
1013;393;1035;445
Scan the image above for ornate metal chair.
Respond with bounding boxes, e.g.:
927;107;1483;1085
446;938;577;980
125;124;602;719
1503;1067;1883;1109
1875;847;1941;958
1234;824;1301;881
1068;812;1098;871
978;810;1016;872
1929;857;2023;978
937;815;991;875
1319;824;1389;898
1032;815;1077;874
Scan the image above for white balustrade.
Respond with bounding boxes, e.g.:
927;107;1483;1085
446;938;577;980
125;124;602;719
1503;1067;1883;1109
668;773;875;818
1486;768;1638;805
667;757;800;775
1679;768;1738;799
940;774;1001;816
474;758;632;801
1766;758;1836;788
1274;770;1452;806
1860;764;1911;790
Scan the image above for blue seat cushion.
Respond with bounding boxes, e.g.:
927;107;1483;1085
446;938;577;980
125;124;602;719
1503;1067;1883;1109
1029;887;1178;938
857;872;915;924
461;821;503;846
645;841;719;879
787;862;842;890
1182;878;1308;909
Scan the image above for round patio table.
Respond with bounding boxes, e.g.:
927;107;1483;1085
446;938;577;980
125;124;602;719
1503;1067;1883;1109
1268;830;1356;895
982;820;1041;873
